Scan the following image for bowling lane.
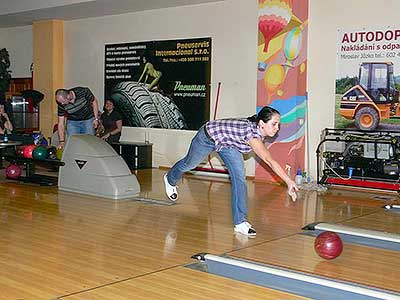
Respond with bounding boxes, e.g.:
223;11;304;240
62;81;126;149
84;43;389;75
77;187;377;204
59;267;309;300
341;210;400;233
229;234;400;293
194;254;399;300
302;222;400;252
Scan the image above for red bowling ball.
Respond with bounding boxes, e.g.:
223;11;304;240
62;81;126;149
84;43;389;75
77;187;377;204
314;231;343;260
6;164;21;179
17;146;26;157
23;144;36;158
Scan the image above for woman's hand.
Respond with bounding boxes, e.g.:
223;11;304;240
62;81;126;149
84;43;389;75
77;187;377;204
101;133;110;140
287;179;299;202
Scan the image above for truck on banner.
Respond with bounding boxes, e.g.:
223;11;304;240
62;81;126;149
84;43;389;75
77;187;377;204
336;27;400;131
104;37;211;130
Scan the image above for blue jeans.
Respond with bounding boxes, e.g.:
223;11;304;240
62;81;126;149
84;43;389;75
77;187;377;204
167;126;248;225
67;118;95;135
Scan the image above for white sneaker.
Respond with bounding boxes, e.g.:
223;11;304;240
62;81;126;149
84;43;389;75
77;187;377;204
244;221;254;229
164;174;178;201
234;221;256;236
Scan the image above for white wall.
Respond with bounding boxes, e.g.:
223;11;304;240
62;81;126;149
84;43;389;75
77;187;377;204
0;26;32;78
64;0;259;171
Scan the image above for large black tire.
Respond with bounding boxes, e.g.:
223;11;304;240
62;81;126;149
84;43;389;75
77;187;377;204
354;106;379;131
110;82;187;129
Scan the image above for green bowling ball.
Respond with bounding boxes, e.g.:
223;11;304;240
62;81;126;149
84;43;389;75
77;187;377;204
32;146;48;160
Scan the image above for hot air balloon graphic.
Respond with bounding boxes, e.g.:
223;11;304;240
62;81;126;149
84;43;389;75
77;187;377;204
258;61;267;71
258;0;292;53
284;26;302;69
264;63;285;101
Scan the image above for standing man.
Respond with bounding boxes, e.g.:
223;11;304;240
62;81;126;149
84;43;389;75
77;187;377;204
55;87;100;149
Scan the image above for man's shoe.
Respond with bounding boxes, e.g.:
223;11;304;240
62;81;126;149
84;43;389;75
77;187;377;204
234;222;256;236
164;174;178;201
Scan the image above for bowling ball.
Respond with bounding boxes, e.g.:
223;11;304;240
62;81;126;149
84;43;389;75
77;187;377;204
314;231;343;260
17;146;26;157
56;148;63;160
23;144;36;159
32;146;48;160
47;146;57;160
6;163;21;179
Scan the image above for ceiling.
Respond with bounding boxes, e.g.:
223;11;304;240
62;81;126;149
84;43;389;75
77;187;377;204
0;0;223;28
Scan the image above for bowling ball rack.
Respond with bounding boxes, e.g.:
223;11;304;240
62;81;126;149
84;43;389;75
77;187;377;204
4;155;65;186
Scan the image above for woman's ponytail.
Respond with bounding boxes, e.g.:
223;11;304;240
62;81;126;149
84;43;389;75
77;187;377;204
247;114;258;123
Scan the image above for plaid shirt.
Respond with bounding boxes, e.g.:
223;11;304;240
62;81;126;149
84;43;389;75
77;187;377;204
205;118;263;153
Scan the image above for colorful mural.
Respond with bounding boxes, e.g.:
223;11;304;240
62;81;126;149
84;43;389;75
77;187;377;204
257;0;308;182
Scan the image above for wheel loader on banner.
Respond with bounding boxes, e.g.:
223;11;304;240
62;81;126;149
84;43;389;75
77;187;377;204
340;62;400;131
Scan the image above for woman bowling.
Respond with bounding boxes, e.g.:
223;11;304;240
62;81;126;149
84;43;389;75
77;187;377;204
164;106;299;236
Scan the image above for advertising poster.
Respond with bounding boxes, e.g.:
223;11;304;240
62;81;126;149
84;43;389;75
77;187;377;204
257;0;308;182
104;37;211;130
336;27;400;131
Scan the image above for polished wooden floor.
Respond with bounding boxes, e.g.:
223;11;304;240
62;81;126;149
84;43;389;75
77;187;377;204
0;168;399;299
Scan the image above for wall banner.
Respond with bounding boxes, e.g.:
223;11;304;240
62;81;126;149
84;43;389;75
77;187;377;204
104;37;211;130
257;0;309;182
336;27;400;131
